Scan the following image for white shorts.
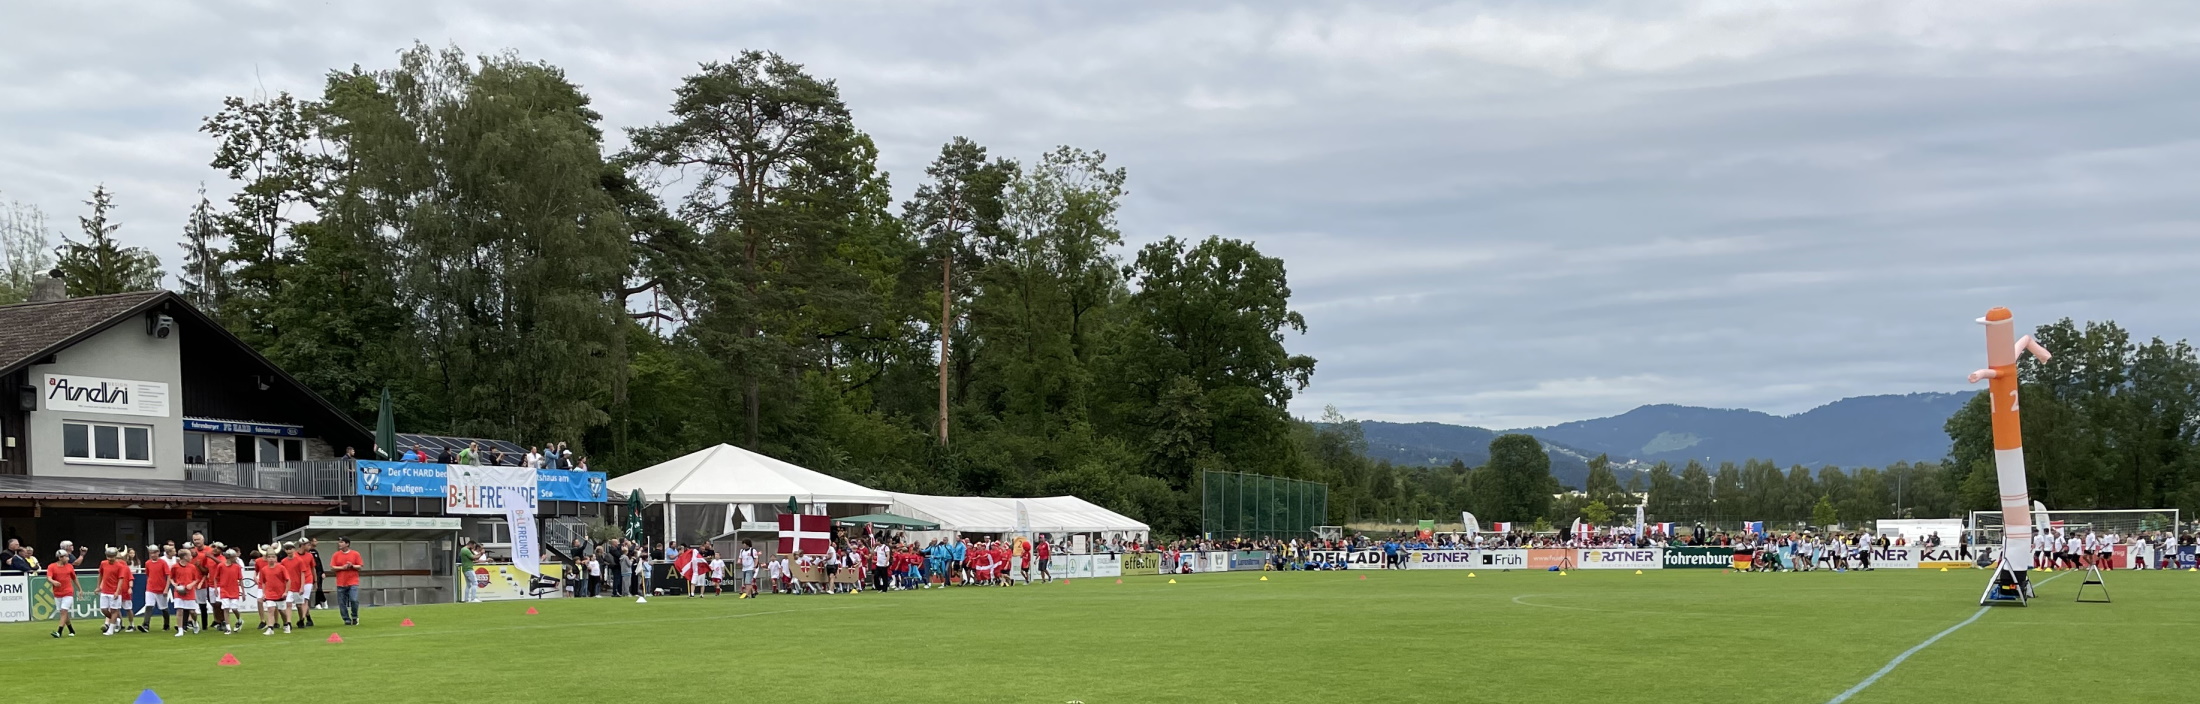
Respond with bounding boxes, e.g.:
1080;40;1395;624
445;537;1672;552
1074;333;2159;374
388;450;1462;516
144;592;170;610
56;596;75;611
287;591;307;605
98;594;126;611
174;597;198;610
220;598;244;611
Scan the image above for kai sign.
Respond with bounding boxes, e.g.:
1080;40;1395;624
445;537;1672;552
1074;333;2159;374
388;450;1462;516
43;374;169;417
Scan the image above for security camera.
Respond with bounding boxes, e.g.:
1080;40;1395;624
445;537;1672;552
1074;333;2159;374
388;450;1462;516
147;313;174;339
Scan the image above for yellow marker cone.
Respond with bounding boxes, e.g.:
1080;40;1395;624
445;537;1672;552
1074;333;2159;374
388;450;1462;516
2188;567;2196;572
1468;572;1476;578
1258;576;1268;581
2040;568;2052;573
1558;571;1567;576
1167;579;1177;584
1633;570;1642;575
1939;567;1948;572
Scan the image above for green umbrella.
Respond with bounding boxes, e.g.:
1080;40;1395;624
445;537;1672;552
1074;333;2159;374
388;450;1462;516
625;489;646;542
375;387;397;460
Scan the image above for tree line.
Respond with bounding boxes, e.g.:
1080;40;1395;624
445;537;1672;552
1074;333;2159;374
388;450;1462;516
1;44;1329;537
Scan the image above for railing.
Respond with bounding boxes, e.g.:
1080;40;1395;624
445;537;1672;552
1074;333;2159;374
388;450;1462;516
186;460;353;497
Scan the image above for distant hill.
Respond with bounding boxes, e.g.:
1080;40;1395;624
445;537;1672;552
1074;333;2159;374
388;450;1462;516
1352;392;1975;483
1351;421;1603;488
1521;392;1975;468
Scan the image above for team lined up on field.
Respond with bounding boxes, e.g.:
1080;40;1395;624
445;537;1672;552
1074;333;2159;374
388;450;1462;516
37;532;365;639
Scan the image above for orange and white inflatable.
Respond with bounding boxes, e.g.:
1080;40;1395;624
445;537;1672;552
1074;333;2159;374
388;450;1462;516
1967;307;2052;574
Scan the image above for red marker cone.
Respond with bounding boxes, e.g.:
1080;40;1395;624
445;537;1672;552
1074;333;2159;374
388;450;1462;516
217;653;240;667
1114;579;1122;584
399;618;414;627
1061;579;1069;585
326;632;343;644
1359;574;1367;580
525;606;539;615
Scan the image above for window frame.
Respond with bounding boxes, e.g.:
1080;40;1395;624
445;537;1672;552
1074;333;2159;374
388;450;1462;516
61;420;155;467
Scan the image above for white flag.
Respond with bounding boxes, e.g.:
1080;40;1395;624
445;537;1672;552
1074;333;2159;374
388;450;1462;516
505;487;540;576
1460;512;1480;536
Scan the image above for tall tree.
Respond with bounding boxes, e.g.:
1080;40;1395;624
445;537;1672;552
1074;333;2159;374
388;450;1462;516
201;91;330;337
902;137;1012;446
1480;434;1554;522
0;194;55;303
624;50;892;450
55;185;163;296
176;185;225;309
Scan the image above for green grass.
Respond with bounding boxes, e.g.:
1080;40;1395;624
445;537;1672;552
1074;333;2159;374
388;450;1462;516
7;567;2190;703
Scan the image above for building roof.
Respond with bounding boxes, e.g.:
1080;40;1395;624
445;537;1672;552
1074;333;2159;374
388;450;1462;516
0;474;338;509
0;289;375;449
0;291;168;376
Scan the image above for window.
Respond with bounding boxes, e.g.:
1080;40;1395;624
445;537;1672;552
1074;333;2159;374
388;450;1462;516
183;432;206;465
62;421;152;466
257;438;281;466
468;519;511;547
234;435;255;463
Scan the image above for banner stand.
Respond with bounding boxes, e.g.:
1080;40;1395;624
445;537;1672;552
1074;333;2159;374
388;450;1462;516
1977;562;2029;606
2076;564;2110;603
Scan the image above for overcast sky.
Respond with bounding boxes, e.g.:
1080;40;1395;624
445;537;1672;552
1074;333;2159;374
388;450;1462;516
6;1;2198;428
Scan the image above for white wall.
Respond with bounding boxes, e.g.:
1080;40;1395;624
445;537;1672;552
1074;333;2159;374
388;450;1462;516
29;319;185;480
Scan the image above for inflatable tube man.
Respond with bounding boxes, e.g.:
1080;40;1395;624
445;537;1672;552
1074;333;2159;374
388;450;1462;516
1967;307;2052;579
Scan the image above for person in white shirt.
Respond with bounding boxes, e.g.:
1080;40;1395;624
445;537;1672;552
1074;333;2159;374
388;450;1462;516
871;542;891;592
706;555;727;596
737;541;760;599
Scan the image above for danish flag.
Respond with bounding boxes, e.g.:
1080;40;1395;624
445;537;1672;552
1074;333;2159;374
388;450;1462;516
778;514;832;555
1488;522;1512;533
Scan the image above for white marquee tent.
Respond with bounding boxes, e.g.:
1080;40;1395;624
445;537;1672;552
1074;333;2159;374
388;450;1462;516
888;492;1149;543
608;444;893;544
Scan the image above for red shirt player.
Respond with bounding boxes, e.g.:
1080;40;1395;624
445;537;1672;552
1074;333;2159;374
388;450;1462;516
46;555;77;637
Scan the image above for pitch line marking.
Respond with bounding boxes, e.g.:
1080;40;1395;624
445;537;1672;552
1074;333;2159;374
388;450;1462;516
1825;570;2073;704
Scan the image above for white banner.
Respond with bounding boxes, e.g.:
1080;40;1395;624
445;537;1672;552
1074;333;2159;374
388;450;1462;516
445;465;538;515
1576;548;1663;569
1090;553;1121;578
1404;550;1482;569
1866;547;1921;569
0;575;27;622
1474;549;1529;569
43;374;169;417
1307;550;1388;569
507;498;540;576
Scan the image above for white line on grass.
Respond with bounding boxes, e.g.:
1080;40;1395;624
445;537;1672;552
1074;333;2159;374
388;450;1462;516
1824;570;2073;704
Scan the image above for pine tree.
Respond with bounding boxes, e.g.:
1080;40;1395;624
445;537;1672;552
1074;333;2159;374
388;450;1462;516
55;185;163;296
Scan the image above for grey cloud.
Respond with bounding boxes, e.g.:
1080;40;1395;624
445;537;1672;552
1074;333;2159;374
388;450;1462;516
4;0;2198;430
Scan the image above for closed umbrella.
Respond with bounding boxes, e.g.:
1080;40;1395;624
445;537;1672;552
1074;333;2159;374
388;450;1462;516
375;387;397;460
625;489;646;543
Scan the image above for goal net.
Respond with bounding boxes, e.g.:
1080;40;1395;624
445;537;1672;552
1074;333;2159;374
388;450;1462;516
1967;508;2181;545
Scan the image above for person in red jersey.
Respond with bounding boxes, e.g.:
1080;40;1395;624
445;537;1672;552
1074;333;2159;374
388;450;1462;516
216;549;245;634
255;546;291;634
140;544;172;633
196;540;224;630
1035;536;1053;582
97;547;129;635
284;542;315;628
47;549;77;638
329;537;363;626
169;552;202;636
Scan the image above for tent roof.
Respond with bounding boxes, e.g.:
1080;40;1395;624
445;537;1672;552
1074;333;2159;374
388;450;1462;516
605;444;892;505
834;513;940;530
887;492;1149;534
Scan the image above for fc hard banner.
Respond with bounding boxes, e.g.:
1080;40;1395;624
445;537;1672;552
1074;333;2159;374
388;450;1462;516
356;461;607;505
1663;547;1733;569
1577;548;1663;569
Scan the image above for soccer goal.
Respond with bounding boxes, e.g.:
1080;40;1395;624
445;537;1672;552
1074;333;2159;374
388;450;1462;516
1967;508;2181;545
1312;525;1343;541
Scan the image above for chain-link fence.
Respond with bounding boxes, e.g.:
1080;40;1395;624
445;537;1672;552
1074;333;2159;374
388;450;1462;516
1201;471;1328;540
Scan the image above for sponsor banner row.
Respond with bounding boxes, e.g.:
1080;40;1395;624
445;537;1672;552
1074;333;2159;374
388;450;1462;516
355;460;607;506
1115;551;1272;575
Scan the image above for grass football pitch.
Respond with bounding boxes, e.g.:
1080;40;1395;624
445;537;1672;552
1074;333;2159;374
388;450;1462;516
7;567;2187;703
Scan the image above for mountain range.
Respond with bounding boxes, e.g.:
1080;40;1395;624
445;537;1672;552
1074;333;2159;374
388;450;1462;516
1352;392;1977;488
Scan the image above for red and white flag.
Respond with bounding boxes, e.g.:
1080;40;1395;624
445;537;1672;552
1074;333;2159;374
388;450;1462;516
1488;522;1512;533
675;548;701;579
778;513;832;555
1652;522;1674;536
1571;519;1594;541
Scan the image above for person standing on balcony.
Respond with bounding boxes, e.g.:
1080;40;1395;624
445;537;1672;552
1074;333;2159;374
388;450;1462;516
524;446;543;469
458;442;479;466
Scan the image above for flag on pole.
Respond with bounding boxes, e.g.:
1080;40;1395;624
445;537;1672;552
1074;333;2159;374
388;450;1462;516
1571;519;1594;542
1488;522;1511;533
1652;522;1674;536
1460;512;1481;536
777;514;832;555
1742;521;1764;534
1633;503;1645;536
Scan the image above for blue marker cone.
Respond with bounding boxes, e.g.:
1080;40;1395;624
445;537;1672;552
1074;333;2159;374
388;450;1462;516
135;690;164;704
